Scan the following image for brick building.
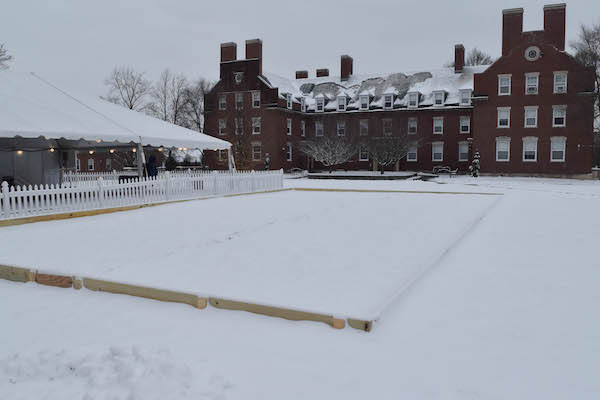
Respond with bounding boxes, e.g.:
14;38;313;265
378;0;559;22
204;3;596;176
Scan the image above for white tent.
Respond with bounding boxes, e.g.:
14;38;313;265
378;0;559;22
0;71;230;151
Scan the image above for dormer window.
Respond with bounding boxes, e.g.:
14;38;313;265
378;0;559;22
433;91;445;106
525;73;539;95
384;94;394;109
360;95;369;110
408;92;419;108
316;98;324;112
300;97;306;112
338;96;347;111
554;72;567;93
460;90;471;105
286;94;292;109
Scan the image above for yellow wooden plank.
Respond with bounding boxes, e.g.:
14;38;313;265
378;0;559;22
347;318;373;332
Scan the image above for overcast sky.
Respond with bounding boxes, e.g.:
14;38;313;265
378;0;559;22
1;0;599;97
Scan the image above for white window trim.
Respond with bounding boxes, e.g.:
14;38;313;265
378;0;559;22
460;116;471;134
316;98;324;113
286;143;293;161
497;107;511;128
287;118;292;136
552;105;567;127
301;120;306;137
360;95;370;110
218;149;228;162
88;158;94;171
252;117;261;135
458;141;469;162
252;91;260;108
553;71;568;94
337;120;346;136
383;94;394;110
498;74;512;96
408;117;417;135
525;72;540;95
252;142;262;161
300;97;306;112
338;96;347;111
315;121;324;137
407;145;418;162
433;117;444;135
459;89;472;105
286;93;292;109
407;92;419;108
218;119;227;136
106;158;112;170
431;142;444;162
76;157;81;171
235;92;243;109
495;137;511;162
550;136;566;162
522;136;538;162
359;146;369;161
235;118;243;135
433;91;445;106
219;95;227;110
524;106;539;128
383;119;393;136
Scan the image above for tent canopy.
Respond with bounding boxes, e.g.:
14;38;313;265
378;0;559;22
0;71;231;151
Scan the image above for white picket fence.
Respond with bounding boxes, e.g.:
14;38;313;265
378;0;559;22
0;170;284;221
63;170;138;185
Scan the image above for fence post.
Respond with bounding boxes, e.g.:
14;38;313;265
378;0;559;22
165;171;171;201
97;177;105;207
1;181;9;214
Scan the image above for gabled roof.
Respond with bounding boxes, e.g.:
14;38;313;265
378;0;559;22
0;71;231;150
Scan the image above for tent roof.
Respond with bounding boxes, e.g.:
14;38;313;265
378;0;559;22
0;71;231;150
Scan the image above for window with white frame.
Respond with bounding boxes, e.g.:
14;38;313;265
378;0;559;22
76;157;81;171
301;97;306;112
433;91;445;106
235;92;243;109
359;146;369;161
525;73;539;95
408;117;417;134
337;120;346;136
301;120;306;137
252;117;261;135
460;90;471;105
252;91;260;108
235;118;243;135
360;95;369;110
219;95;226;110
524;106;538;128
495;137;510;161
360;119;369;136
498;75;511;95
106;158;112;170
460;116;471;133
338;96;346;111
315;121;324;136
432;142;443;162
316;98;324;112
286;93;292;109
408;92;419;108
286;143;293;161
88;158;94;171
554;72;567;94
550;136;566;162
218;149;228;162
383;119;392;136
384;94;393;109
252;143;262;161
553;106;566;127
433;117;444;134
287;118;292;135
219;119;226;135
407;145;418;161
458;142;469;161
497;107;511;128
522;137;538;161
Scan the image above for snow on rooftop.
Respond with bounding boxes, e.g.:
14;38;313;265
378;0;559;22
0;71;231;150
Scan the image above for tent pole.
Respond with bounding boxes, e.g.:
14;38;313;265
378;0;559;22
136;143;145;178
228;150;236;172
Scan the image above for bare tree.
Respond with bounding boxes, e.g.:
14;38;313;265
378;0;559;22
182;78;213;132
571;22;600;131
445;47;495;67
365;133;421;174
0;43;13;70
297;132;358;172
147;69;188;126
103;66;151;111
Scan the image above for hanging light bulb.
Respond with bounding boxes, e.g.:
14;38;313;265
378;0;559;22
17;150;23;155
89;150;94;155
183;147;188;151
132;148;137;153
110;149;115;154
158;147;164;152
49;148;55;152
96;139;102;143
178;147;183;151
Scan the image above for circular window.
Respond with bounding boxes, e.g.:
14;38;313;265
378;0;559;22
234;72;244;83
525;46;541;61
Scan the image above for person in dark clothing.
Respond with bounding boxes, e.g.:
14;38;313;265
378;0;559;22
146;154;158;177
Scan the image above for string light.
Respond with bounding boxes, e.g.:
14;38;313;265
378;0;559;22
89;150;94;155
132;148;137;153
96;139;102;143
49;148;55;152
17;150;23;155
110;149;115;154
178;147;183;151
158;147;164;152
183;147;188;151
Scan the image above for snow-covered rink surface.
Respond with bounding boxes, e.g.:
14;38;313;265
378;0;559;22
2;176;600;399
0;188;498;318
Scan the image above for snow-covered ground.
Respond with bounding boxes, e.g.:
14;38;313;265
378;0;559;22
2;176;600;399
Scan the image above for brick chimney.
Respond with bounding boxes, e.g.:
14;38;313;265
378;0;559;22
544;3;566;51
220;42;237;63
296;70;308;79
502;8;524;56
316;69;329;78
245;39;263;74
341;55;353;81
454;44;465;73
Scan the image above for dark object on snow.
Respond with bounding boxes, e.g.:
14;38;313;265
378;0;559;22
146;155;158;177
264;153;271;170
165;152;178;171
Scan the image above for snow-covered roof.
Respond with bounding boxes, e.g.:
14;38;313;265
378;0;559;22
0;71;231;150
263;65;488;111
